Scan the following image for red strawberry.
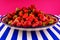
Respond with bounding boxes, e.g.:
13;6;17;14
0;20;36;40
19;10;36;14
36;21;39;25
11;18;20;26
7;14;12;18
38;21;42;26
23;21;27;27
11;22;16;26
29;5;36;9
23;13;28;18
42;22;47;26
16;17;21;21
22;7;27;10
19;11;23;17
30;13;35;19
21;19;24;26
10;12;16;16
26;14;35;21
8;20;13;25
23;21;31;27
16;8;20;11
34;18;38;22
41;16;48;22
32;24;36;27
26;17;33;22
14;18;19;23
17;22;21;26
32;23;38;27
38;14;44;17
24;9;28;13
27;21;31;26
13;15;17;19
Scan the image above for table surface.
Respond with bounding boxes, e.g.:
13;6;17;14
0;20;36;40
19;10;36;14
0;15;60;40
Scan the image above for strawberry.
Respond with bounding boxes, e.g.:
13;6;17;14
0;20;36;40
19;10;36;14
7;14;12;18
14;18;19;23
10;12;16;16
16;17;21;21
13;15;17;19
27;21;31;26
8;20;13;25
38;21;42;26
34;18;38;22
42;22;46;26
23;21;27;27
38;13;44;17
30;13;35;19
26;17;33;22
22;7;27;10
32;9;36;12
42;16;47;21
21;19;24;26
19;11;23;17
32;23;38;27
12;18;20;26
17;22;21;27
26;13;35;21
38;10;43;14
16;8;20;11
49;18;54;24
11;21;16;26
29;5;36;9
32;24;36;27
36;21;39;25
24;9;28;13
42;21;49;26
23;13;28;18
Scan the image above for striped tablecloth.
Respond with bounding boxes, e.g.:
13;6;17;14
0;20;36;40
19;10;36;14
0;15;60;40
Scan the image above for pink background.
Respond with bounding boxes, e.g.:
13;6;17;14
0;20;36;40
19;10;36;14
0;0;60;16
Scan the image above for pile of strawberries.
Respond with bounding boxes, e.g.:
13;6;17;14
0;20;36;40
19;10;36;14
2;5;56;28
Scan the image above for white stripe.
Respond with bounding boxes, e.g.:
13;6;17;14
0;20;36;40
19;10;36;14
36;31;43;40
59;19;60;21
43;30;53;40
6;29;14;40
0;25;8;38
0;15;2;17
58;17;60;18
50;27;60;39
0;22;3;27
55;15;58;17
27;31;32;40
54;24;60;30
17;31;22;40
57;22;60;25
55;15;60;18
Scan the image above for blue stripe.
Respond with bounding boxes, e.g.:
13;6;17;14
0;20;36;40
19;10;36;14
53;26;60;34
11;29;19;40
40;30;48;40
47;28;59;40
22;31;27;40
0;27;10;40
31;31;38;40
56;24;60;27
0;24;5;31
